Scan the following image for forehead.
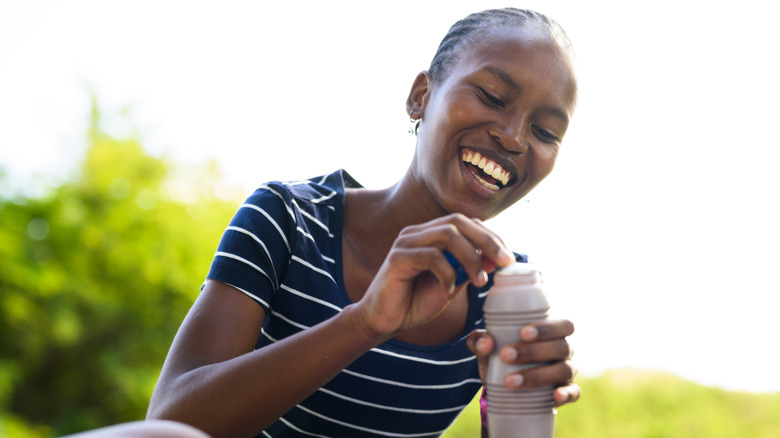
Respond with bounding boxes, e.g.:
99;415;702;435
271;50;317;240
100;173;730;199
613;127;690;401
451;26;577;109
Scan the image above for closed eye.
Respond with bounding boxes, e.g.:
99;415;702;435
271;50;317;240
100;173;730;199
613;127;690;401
532;125;560;143
478;87;505;108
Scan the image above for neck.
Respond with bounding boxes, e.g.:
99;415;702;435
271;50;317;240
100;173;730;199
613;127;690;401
343;165;447;263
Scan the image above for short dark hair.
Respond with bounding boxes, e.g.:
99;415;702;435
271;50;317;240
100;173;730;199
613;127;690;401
428;8;573;81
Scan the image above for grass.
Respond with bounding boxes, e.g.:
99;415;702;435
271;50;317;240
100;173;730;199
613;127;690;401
442;368;780;438
5;368;779;437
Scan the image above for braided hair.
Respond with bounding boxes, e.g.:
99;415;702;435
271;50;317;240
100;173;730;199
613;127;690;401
428;8;573;81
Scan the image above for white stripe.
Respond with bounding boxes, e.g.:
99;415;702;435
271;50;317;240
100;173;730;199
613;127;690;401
238;203;291;252
297;226;317;243
225;225;278;288
270;309;310;331
257;332;480;389
293;200;334;238
317;387;467;415
295;404;445;438
339;368;481;390
214;251;274;287
291;255;335;283
285;179;316;187
310;190;337;204
279;284;343;312
276;416;332;437
296;226;336;264
369;347;476;366
294;227;335;263
478;290;489;299
258;184;297;221
260;327;277;343
225;283;271;309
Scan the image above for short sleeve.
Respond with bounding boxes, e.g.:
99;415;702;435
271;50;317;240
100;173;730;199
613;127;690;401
206;184;297;312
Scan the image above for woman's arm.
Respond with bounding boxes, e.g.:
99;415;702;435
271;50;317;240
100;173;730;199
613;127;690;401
148;213;517;437
147;280;388;438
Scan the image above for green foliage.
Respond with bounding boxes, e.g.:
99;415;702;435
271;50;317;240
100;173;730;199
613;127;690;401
442;369;780;438
0;100;239;435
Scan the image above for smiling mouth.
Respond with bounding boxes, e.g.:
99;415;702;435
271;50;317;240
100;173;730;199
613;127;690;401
461;148;513;190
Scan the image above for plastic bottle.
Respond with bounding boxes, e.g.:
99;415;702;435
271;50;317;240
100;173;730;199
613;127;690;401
484;263;555;437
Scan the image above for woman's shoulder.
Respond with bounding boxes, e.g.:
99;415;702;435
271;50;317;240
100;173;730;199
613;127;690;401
245;169;360;206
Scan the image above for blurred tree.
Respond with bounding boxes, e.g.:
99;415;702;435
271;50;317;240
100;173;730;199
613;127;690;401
0;97;239;436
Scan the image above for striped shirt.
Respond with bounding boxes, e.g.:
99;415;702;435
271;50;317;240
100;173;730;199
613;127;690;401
206;169;527;437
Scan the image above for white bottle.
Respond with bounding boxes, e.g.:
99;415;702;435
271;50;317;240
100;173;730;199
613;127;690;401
484;263;555;437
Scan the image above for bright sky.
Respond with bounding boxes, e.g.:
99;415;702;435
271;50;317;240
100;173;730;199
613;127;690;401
2;0;779;393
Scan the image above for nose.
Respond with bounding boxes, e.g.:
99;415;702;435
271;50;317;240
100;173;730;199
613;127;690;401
489;119;528;155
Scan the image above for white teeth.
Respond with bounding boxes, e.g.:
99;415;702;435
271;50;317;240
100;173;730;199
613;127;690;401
484;162;495;176
475;177;500;191
461;150;512;188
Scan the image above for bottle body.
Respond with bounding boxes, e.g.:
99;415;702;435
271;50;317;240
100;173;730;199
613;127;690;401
484;263;555;437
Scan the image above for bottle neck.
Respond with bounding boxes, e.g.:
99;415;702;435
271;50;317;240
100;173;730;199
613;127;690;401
493;271;540;288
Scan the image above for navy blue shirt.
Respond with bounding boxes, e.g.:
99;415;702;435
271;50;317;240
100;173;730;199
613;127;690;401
207;170;526;437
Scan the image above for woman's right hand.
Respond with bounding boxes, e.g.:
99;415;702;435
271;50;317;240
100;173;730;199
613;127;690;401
354;213;516;338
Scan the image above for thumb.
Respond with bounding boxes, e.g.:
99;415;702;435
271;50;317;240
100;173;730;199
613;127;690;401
466;329;494;383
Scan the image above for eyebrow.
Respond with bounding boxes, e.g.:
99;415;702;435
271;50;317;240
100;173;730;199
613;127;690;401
484;66;520;92
484;66;570;125
540;105;570;125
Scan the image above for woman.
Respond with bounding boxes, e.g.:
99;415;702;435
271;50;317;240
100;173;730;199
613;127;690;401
148;7;579;437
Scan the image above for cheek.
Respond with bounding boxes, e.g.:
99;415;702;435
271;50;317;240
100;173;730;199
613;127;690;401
530;146;559;178
446;104;471;128
429;88;477;132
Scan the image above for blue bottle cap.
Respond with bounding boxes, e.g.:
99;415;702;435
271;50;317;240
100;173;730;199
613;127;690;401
443;250;470;286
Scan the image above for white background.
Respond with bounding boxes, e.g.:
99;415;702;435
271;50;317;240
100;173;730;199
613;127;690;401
2;0;779;393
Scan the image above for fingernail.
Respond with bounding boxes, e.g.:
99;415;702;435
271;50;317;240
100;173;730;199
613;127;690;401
553;388;566;405
476;337;490;354
499;249;515;265
506;374;524;389
500;347;517;362
521;325;539;341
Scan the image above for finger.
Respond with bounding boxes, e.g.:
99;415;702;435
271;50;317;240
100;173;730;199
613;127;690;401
443;250;470;286
397;222;486;286
392;247;461;292
466;330;494;358
434;215;514;285
553;383;581;407
445;214;515;269
441;244;487;287
499;338;572;365
466;330;493;383
401;214;514;273
520;319;575;343
503;360;576;390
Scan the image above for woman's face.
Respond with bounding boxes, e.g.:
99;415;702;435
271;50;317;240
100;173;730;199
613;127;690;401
412;25;577;220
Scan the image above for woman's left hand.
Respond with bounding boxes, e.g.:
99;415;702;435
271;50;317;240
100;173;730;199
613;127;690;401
466;319;580;407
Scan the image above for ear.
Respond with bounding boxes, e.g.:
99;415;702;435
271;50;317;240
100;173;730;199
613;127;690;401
406;71;431;119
